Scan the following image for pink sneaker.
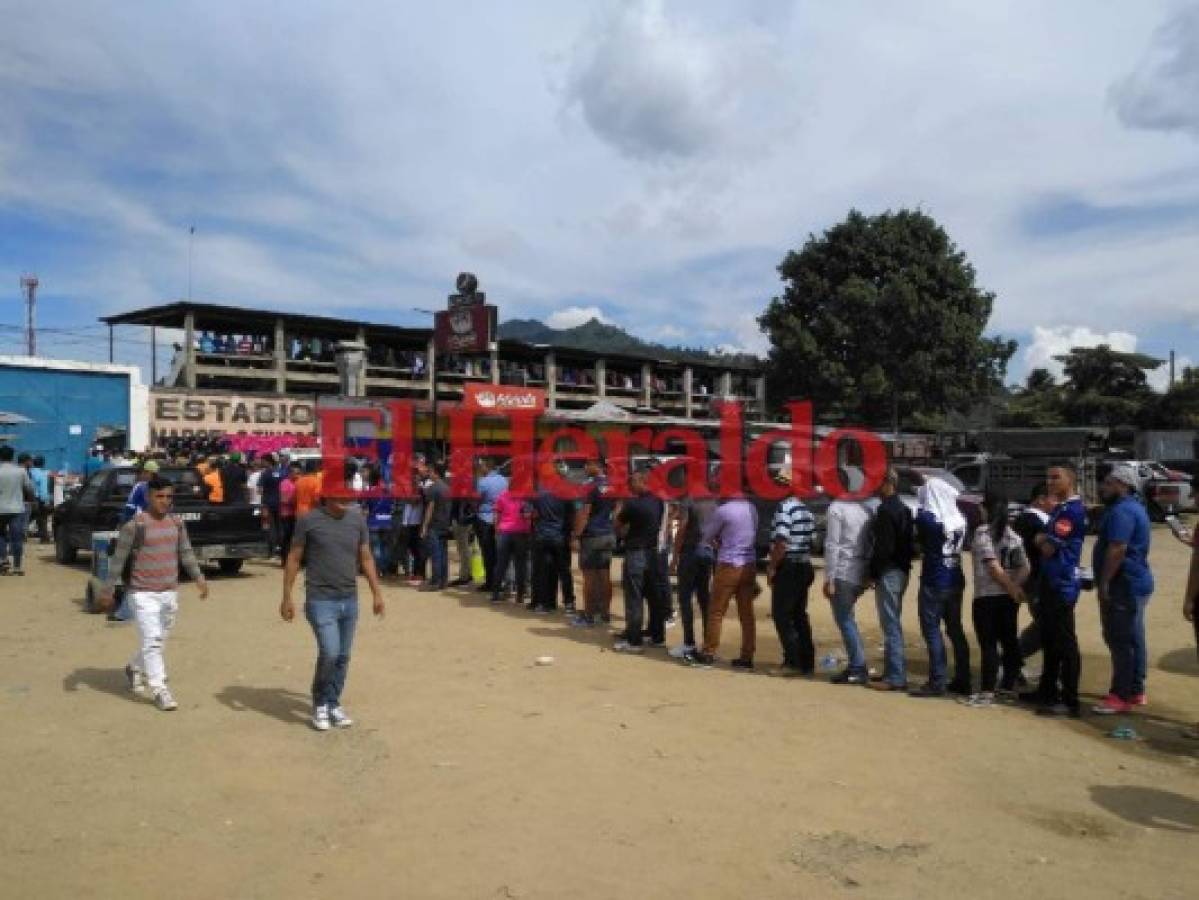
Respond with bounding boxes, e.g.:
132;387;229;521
1092;694;1132;715
1131;693;1147;707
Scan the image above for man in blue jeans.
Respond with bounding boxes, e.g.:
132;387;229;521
867;468;914;692
1093;465;1154;715
281;492;385;732
910;477;969;698
822;496;875;685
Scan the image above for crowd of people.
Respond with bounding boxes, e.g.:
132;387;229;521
66;439;1197;738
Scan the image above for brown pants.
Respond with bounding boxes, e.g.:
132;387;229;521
703;562;758;659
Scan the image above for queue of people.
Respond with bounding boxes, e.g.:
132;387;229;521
86;442;1197;739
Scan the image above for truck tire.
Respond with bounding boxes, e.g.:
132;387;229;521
56;532;77;565
217;558;244;576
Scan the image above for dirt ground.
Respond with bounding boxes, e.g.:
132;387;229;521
1;528;1197;900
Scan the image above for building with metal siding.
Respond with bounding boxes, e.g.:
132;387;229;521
0;356;148;473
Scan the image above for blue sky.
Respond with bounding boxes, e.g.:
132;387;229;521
2;0;1198;389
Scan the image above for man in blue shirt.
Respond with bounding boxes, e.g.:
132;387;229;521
1032;464;1088;718
122;460;160;524
473;457;508;594
29;455;51;543
1093;465;1154;715
570;456;615;628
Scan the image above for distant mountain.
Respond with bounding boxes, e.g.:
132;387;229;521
498;317;760;367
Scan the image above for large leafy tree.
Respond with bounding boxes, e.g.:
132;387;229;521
999;368;1066;427
759;209;1014;429
1055;344;1162;426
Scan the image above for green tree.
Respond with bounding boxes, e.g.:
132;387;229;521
998;367;1065;427
1055;345;1162;426
758;209;1014;429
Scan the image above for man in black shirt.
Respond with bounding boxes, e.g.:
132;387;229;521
867;468;914;691
614;470;664;652
531;461;571;613
1014;482;1054;674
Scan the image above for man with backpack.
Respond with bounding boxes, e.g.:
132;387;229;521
101;475;209;712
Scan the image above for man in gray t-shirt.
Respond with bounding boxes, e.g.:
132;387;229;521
281;495;385;732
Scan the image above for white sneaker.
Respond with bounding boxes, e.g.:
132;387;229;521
312;705;331;731
668;643;696;659
153;688;178;711
612;640;644;654
125;665;147;694
329;706;353;728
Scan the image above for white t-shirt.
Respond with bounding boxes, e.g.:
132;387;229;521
971;525;1028;598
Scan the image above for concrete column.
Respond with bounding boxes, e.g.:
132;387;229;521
545;351;557;410
426;336;437;403
718;371;733;397
274;317;287;393
183;311;197;389
595;359;606;398
754;374;767;417
490;346;500;385
641;362;653;408
335;340;368;397
683;366;694;418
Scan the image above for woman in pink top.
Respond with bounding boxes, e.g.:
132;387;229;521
491;489;532;605
277;462;300;563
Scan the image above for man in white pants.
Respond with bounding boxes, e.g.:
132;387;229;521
102;476;209;711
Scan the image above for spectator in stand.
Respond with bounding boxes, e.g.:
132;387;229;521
491;482;531;605
278;462;301;562
1092;465;1154;716
294;461;322;519
867;468;914;692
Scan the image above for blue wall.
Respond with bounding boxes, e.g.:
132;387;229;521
0;366;130;473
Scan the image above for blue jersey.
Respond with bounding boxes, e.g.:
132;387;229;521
1093;495;1153;598
122;481;149;524
915;509;965;591
1041;496;1087;602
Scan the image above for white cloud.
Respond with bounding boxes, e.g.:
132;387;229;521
546;305;610;329
1021;325;1187;393
561;0;796;162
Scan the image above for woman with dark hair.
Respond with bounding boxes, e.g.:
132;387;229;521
966;490;1030;707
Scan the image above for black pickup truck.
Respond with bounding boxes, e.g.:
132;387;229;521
53;465;269;574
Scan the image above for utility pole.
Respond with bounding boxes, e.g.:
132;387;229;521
20;274;38;356
1170;349;1176;388
188;225;195;300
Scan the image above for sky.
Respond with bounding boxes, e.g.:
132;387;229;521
1;0;1198;390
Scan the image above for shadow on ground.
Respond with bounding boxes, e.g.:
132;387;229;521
1089;785;1199;833
62;667;134;702
215;685;311;726
1157;646;1198;676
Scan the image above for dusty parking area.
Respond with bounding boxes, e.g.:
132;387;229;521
1;530;1197;899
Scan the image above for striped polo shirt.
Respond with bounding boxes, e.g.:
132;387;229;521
128;513;185;592
772;497;815;556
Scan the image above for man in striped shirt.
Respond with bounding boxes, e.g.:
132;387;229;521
102;476;209;712
766;470;817;677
